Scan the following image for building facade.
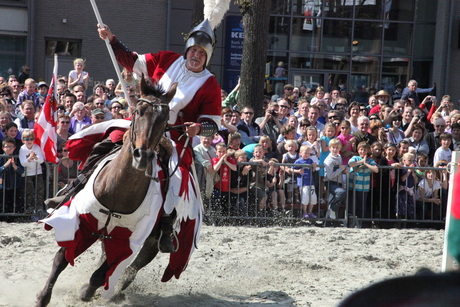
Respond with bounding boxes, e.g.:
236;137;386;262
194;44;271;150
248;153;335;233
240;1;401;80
0;0;458;102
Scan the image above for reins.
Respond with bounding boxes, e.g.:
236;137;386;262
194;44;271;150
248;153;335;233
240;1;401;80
131;97;190;183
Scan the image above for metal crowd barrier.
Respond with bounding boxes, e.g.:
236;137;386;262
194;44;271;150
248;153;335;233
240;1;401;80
201;161;448;229
0;157;79;220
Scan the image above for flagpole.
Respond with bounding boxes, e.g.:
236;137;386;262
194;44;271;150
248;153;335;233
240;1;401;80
441;151;460;271
89;0;132;107
53;54;58;100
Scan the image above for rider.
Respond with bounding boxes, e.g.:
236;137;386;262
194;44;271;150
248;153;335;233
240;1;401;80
95;19;221;277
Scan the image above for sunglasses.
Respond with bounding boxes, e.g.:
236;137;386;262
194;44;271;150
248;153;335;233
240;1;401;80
2;145;13;148
369;117;379;120
23;138;35;141
60;121;70;124
439;163;447;167
95;102;104;106
95;116;105;120
0;93;9;97
243;112;254;115
435;125;446;128
300;124;308;127
328;116;338;119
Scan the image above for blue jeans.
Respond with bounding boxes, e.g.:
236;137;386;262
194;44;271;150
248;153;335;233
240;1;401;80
327;182;346;212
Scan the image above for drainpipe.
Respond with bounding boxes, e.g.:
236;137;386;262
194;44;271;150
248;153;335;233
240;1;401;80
28;0;35;76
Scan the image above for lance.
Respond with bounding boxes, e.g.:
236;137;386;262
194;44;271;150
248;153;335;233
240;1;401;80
90;0;132;107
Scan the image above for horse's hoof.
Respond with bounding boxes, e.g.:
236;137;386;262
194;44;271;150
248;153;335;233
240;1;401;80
119;266;138;291
80;283;98;301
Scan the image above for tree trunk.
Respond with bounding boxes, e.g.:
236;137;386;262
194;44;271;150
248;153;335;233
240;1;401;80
238;0;271;117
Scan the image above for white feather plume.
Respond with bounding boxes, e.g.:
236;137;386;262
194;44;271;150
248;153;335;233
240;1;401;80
203;0;231;29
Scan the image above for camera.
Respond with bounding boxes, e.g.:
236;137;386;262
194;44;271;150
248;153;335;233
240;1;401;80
417;114;425;119
431;97;436;101
269;110;277;117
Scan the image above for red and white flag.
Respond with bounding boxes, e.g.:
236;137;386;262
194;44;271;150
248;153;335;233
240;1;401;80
34;54;59;164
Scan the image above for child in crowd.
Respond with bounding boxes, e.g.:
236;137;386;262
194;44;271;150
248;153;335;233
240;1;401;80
397;152;418;219
368;142;388;218
250;145;270;215
336;120;355;166
17;78;40;109
0;137;24;214
229;149;251;217
259;135;276;160
271;158;286;213
282;139;300;204
276;125;297;161
227;132;242;151
433;132;452;166
383;143;399;219
266;158;278;215
18;129;44;213
319;122;337;203
323;139;348;219
414;153;428;182
416;169;442;220
212;143;237;215
348;141;379;221
303;126;321;193
293;145;318;218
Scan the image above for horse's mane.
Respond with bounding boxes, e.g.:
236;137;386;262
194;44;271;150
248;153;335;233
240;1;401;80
140;76;166;99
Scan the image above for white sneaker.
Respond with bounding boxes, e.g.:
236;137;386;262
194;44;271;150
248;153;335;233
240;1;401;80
327;208;336;219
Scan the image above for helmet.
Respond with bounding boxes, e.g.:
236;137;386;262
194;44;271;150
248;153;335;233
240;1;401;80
184;19;215;66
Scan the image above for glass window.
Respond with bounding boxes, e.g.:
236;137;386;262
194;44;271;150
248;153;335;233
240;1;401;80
389;0;415;22
271;0;293;15
291;18;321;52
416;0;437;23
322;19;352;53
354;0;381;20
291;53;350;71
268;16;291;50
353;21;383;55
351;56;380;89
412;24;435;57
383;22;413;56
321;0;353;19
45;39;81;57
412;60;433;88
0;35;26;78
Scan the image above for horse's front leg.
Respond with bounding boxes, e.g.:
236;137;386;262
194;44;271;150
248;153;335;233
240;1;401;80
80;261;109;301
119;227;161;291
36;247;69;307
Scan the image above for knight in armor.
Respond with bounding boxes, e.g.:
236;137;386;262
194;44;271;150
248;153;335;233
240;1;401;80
45;20;222;282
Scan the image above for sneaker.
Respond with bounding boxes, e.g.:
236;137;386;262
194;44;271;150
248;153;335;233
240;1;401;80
327;208;337;219
302;214;309;218
309;213;317;219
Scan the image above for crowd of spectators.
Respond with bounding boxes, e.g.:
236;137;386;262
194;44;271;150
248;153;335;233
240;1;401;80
0;59;136;217
205;79;451;226
0;62;454;227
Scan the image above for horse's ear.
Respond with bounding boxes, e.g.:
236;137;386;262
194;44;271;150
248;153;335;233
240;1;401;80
164;82;178;103
140;74;151;97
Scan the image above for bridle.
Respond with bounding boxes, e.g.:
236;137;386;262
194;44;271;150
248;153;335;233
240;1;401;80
130;97;189;182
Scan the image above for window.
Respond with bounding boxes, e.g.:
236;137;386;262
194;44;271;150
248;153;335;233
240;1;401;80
45;39;81;57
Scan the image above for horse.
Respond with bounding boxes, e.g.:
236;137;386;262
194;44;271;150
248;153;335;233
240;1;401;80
36;77;176;307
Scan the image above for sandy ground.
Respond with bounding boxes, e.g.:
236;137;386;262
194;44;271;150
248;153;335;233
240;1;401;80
0;222;447;307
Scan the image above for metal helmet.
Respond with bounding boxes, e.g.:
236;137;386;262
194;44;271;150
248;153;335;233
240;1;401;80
184;19;215;66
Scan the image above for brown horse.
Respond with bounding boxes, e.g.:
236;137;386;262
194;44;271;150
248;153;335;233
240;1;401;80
36;78;176;307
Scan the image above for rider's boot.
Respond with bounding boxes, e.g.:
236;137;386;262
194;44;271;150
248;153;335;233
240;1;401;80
159;213;176;253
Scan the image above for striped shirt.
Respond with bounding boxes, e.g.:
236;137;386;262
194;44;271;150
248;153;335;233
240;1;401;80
348;156;376;192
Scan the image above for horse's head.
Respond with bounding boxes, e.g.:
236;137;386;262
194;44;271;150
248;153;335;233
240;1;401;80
130;76;176;171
